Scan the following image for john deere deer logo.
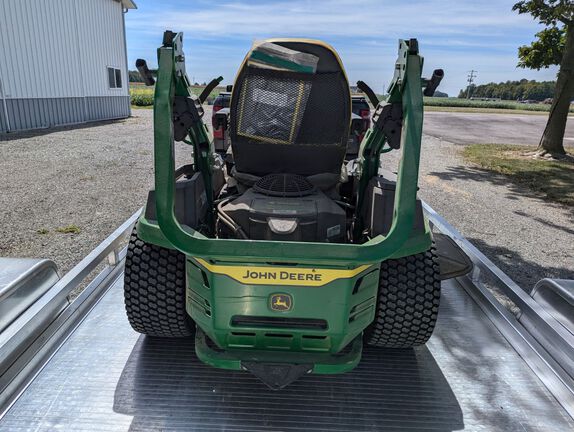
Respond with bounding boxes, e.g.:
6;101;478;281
270;293;292;311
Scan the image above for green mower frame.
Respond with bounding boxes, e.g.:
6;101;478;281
128;31;442;388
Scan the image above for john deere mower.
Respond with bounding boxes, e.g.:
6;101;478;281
125;31;449;389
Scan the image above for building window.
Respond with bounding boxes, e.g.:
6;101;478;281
108;67;122;89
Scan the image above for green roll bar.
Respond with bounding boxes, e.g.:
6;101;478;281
152;33;429;266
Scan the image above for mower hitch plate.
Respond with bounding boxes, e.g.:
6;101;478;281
242;362;312;390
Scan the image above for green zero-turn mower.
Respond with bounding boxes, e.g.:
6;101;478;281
125;31;451;389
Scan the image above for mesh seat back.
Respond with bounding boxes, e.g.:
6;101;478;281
230;40;351;177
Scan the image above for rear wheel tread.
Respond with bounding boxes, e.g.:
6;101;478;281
365;246;441;348
124;227;193;338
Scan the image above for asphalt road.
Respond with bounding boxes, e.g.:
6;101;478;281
424;111;574;145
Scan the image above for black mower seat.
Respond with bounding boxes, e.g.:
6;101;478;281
229;39;351;178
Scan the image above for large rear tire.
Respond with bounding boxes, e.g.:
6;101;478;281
364;246;441;348
124;227;194;337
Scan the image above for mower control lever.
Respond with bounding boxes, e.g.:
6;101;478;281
173;96;204;141
423;69;444;97
135;59;156;86
198;76;223;104
372;102;403;150
356;80;380;108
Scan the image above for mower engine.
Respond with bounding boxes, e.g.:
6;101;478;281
219;174;346;242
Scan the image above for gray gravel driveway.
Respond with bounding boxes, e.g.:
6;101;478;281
0;109;187;274
414;137;573;290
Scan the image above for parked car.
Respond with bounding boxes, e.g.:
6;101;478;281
351;95;371;125
347;95;371;158
212;92;231;152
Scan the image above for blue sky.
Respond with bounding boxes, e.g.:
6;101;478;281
125;0;559;96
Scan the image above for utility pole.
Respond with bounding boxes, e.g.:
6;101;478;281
466;70;477;99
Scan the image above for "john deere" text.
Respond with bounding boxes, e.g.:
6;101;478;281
241;270;322;281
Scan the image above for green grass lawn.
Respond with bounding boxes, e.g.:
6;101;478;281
424;105;557;115
375;94;574;114
463;144;574;206
131;104;153;109
422;97;569;112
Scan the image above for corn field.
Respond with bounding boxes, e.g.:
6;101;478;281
130;84;222;106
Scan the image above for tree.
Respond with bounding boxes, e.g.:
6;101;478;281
128;70;144;83
514;1;573;158
458;79;556;100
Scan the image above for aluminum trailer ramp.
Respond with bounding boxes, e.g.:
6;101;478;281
0;209;573;431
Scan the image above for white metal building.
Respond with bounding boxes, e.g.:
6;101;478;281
0;0;136;133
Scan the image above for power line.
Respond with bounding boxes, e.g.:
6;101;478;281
466;70;477;99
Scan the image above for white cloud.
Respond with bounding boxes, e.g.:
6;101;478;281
127;0;537;39
127;0;558;94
